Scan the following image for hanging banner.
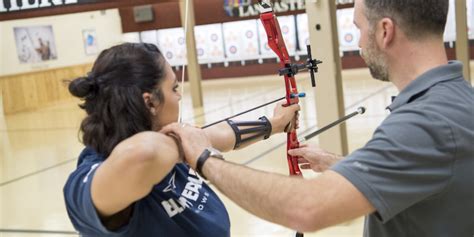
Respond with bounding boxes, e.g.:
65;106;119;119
224;0;305;18
0;0;98;13
223;0;354;18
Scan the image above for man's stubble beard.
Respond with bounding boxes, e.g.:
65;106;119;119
361;32;390;82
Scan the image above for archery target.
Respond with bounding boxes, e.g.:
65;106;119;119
140;30;159;48
296;13;310;55
223;19;259;61
277;15;297;56
194;23;225;64
257;16;297;59
337;8;360;52
157;27;187;66
257;20;275;59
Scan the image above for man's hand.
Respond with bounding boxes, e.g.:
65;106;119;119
160;123;211;169
270;101;301;134
288;144;342;172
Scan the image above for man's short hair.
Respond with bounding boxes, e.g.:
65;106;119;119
364;0;449;39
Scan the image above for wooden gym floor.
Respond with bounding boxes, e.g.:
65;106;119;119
1;64;471;236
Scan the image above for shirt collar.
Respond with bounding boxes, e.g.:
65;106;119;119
387;61;464;111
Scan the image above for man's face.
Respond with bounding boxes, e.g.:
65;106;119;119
354;0;389;82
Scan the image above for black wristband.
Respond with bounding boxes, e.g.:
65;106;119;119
258;116;272;139
196;149;211;180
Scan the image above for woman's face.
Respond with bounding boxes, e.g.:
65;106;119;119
151;63;181;129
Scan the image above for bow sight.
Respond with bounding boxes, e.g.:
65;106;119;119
278;45;323;87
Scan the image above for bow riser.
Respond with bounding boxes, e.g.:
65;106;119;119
260;10;302;176
287;132;301;175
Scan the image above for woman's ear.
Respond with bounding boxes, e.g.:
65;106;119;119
142;92;156;115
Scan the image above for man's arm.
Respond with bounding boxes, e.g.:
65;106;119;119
161;116;374;232
202;158;375;232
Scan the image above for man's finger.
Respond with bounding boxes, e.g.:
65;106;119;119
297;157;309;164
288;147;306;157
160;123;181;134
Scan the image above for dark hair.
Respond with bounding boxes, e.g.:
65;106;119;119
69;43;167;157
364;0;449;39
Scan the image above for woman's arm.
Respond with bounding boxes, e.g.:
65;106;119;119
90;132;180;219
203;117;286;152
204;103;300;152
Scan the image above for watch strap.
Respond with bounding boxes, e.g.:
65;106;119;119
196;148;224;180
196;149;211;180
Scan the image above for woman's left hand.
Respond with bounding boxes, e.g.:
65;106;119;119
270;101;301;134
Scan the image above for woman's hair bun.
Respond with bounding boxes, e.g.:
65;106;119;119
68;75;97;98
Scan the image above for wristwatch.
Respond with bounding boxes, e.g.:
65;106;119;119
196;147;224;180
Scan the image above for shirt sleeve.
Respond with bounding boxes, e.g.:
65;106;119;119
331;106;456;223
63;160;137;236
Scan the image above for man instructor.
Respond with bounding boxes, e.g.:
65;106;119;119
163;0;474;236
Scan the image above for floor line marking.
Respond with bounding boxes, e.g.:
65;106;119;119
0;229;78;235
0;158;76;187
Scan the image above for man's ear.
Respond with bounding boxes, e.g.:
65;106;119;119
379;18;395;49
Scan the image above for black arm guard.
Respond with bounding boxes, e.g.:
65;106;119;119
227;116;272;149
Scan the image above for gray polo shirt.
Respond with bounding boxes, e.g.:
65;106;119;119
332;61;474;237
